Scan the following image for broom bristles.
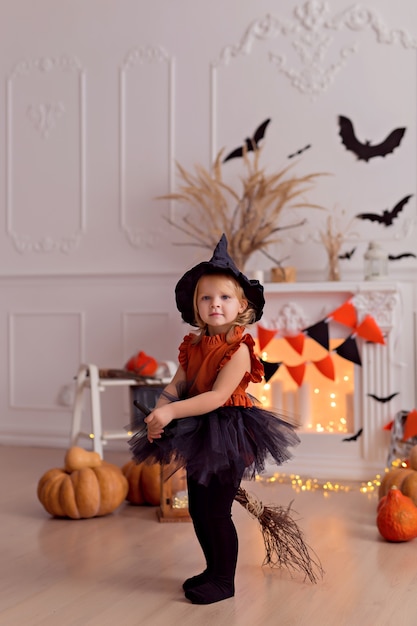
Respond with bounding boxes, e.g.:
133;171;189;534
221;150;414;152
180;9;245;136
235;487;324;584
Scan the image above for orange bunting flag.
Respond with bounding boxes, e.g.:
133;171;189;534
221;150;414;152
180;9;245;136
285;363;306;387
257;325;278;351
328;300;357;328
403;409;417;442
383;420;394;431
284;333;305;355
354;315;385;345
312;354;335;381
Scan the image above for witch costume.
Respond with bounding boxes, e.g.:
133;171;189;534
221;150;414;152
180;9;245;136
129;235;322;602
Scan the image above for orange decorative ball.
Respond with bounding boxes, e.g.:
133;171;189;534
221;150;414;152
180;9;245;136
121;460;161;506
377;487;417;542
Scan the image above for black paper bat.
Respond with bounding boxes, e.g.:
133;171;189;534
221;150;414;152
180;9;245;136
388;252;417;260
338;115;406;162
338;247;356;260
367;392;399;403
223;118;271;162
342;428;363;442
288;144;311;159
356;194;412;227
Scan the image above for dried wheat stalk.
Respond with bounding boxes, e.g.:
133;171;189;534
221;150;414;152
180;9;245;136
160;148;327;268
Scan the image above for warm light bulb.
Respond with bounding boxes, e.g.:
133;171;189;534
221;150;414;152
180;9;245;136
314;388;320;394
343;375;349;381
264;383;271;390
330;393;336;399
330;401;336;407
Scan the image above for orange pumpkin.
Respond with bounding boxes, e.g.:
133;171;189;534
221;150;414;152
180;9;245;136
408;446;417;471
378;468;414;499
377;486;417;542
121;460;161;506
37;457;128;519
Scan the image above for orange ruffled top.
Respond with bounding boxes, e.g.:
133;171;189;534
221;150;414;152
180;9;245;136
178;326;264;408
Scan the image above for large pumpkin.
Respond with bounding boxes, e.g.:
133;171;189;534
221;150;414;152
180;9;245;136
121;460;161;505
37;447;128;519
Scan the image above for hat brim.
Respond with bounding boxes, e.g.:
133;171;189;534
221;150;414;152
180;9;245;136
175;261;264;326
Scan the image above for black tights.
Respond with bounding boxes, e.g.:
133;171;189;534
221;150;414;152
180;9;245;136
184;473;242;604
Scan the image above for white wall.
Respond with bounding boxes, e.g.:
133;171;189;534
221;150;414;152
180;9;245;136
0;0;416;449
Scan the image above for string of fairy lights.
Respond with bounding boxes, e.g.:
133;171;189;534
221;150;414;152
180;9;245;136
253;458;409;498
254;471;381;497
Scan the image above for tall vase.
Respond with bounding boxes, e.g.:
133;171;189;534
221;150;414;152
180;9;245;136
321;217;342;282
327;248;341;281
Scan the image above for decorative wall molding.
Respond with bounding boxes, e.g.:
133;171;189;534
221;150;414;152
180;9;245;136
8;311;85;410
210;1;417;145
119;45;175;247
27;101;65;139
6;54;86;254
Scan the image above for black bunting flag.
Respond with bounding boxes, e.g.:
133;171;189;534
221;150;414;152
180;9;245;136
260;359;282;383
335;336;362;366
303;320;329;351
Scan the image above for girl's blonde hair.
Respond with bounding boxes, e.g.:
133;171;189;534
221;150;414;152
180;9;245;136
192;273;257;342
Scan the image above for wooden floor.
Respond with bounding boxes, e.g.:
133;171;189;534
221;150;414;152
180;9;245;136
1;446;417;626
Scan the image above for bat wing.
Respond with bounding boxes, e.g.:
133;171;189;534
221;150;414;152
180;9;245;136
385;194;413;225
355;212;384;223
338;115;362;152
253;118;271;145
374;127;406;158
223;146;244;162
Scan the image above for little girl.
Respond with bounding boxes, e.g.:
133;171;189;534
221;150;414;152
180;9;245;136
129;234;300;605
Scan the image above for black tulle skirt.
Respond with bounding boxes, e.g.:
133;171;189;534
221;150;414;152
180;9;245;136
128;406;300;487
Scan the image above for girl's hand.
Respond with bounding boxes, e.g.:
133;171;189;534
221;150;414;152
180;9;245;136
145;406;174;442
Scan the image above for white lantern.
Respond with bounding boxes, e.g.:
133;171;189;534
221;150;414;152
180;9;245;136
364;241;388;281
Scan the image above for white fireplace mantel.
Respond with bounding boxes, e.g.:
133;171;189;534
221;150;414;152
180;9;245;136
260;280;416;480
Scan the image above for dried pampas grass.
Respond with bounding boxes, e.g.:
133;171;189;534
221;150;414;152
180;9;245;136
160;148;327;269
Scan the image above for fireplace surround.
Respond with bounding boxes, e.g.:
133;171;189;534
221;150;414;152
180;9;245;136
257;281;416;480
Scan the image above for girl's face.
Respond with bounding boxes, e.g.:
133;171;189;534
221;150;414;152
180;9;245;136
195;274;248;335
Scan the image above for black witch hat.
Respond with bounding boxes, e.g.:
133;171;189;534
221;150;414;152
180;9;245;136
175;234;265;326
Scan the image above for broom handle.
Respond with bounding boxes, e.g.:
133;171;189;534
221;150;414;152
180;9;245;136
133;399;152;416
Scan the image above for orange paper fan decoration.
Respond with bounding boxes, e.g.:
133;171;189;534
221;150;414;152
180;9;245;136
328;300;357;328
312;354;335;381
354;315;385;345
284;333;305;355
257;325;278;351
285;363;306;386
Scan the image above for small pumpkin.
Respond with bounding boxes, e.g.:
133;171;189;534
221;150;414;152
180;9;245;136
37;451;128;519
121;460;161;506
377;486;417;542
